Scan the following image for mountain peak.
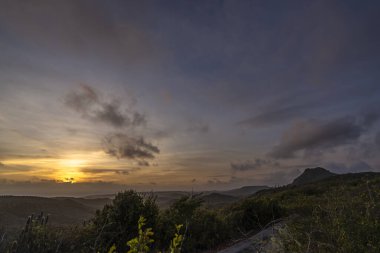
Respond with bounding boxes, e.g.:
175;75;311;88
291;167;336;186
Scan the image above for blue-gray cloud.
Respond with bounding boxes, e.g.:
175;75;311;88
270;114;379;159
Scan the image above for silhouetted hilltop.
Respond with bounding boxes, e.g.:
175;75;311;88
291;167;337;186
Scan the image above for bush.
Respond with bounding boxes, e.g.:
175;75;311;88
227;198;285;234
91;190;159;253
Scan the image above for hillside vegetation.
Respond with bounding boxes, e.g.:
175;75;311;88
254;171;380;252
0;168;379;253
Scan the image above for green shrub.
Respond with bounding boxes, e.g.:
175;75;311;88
91;190;159;253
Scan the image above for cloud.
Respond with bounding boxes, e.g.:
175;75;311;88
207;178;222;184
0;1;159;67
137;160;150;167
187;122;210;134
64;84;99;113
151;129;173;140
269;115;377;159
81;168;133;175
376;132;380;148
102;133;159;160
0;179;132;197
362;112;380;127
64;177;75;183
64;85;158;162
94;102;128;128
64;84;145;128
230;159;275;171
132;112;147;127
0;164;35;173
238;105;306;128
325;160;374;174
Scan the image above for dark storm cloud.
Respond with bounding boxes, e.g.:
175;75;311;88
230;159;275;171
65;85;145;128
270;115;379;159
102;133;159;160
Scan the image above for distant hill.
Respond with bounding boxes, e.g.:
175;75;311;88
84;186;270;207
222;185;270;197
0;196;111;229
291;167;337;186
0;185;269;229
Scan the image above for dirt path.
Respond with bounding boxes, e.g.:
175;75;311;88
217;221;284;253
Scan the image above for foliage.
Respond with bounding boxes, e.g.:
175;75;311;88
226;198;285;233
4;212;56;253
156;194;202;252
126;216;154;253
109;217;185;253
267;174;380;252
169;224;184;253
91;190;159;253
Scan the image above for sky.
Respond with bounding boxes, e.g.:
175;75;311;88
0;0;379;196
